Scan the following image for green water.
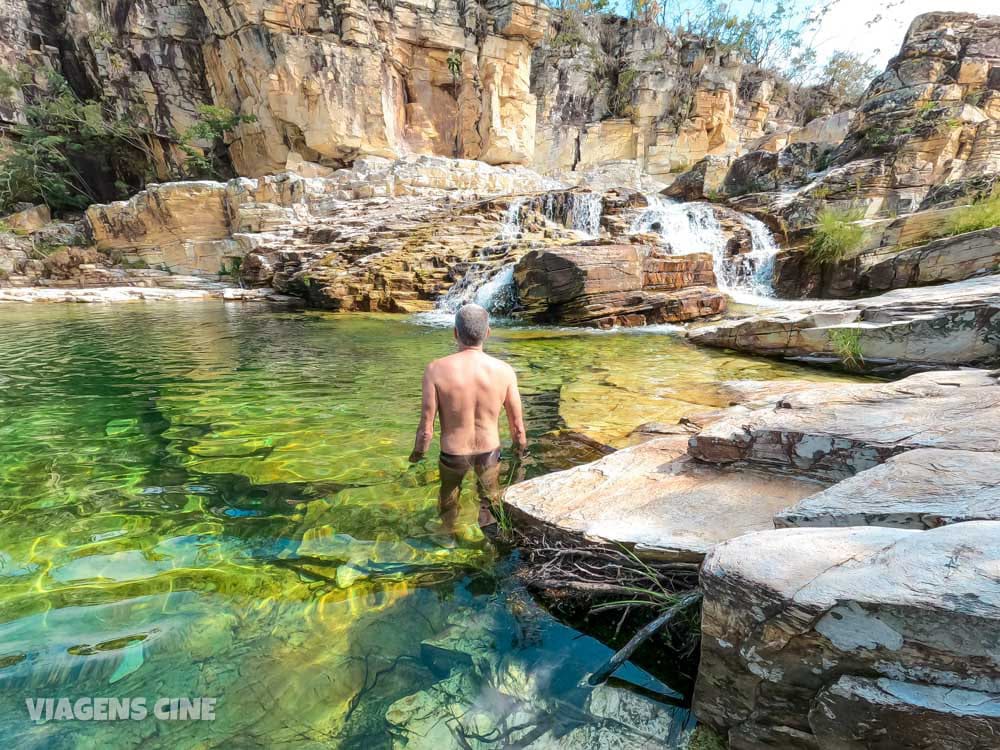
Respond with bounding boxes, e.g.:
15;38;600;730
0;302;850;748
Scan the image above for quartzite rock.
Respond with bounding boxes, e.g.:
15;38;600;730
775;448;1000;529
513;244;725;327
694;521;1000;749
502;436;821;562
689;369;1000;481
688;274;1000;373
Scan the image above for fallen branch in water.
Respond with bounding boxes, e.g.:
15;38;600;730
588;590;702;686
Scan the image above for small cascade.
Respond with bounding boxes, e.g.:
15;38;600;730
565;192;603;237
532;191;604;238
436;263;517;315
721;213;781;301
630;196;727;255
630;195;781;301
499;197;525;241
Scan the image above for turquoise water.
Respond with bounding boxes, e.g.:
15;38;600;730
0;302;850;748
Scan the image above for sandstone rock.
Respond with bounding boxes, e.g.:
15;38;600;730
503;436;820;562
688;274;1000;373
0;286;225;303
689;369;1000;481
862;226;1000;292
694;521;1000;749
775;448;1000;529
2;204;50;233
722;143;822;197
513;244;724;327
661;156;731;201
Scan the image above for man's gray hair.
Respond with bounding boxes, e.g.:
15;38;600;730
455;304;490;346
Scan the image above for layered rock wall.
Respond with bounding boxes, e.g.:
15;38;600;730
2;0;550;177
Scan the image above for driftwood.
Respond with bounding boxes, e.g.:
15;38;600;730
588;590;703;686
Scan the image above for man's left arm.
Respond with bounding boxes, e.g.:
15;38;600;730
410;366;437;462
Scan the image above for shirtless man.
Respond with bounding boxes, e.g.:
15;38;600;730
409;304;527;537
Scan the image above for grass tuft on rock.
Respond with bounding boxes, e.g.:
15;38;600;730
830;327;864;370
943;190;1000;236
685;725;728;750
807;207;866;267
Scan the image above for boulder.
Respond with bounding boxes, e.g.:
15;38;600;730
513;244;725;327
862;226;1000;292
502;436;821;562
662;156;731;201
689;369;1000;481
2;204;51;233
775;448;1000;529
694;521;1000;749
688;274;1000;373
722;143;822;197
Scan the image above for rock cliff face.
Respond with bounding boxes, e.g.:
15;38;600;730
2;0;550;176
2;0;832;182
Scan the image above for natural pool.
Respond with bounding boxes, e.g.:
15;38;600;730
0;302;852;748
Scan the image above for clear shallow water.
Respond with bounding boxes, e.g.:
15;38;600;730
0;302;851;748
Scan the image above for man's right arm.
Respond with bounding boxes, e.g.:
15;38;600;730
410;365;437;462
503;367;528;456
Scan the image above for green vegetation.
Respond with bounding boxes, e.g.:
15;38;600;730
820;51;878;100
685;725;728;750
446;49;462;80
830;327;864;370
608;67;638;118
0;71;255;212
807;207;866;266
0;71;153;212
176;104;257;180
942;190;1000;236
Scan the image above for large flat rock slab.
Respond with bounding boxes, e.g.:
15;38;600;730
690;369;1000;481
776;448;1000;529
502;436;821;562
688;274;1000;373
693;521;1000;749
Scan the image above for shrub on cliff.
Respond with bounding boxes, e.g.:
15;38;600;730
944;190;1000;237
0;71;153;213
807;207;866;266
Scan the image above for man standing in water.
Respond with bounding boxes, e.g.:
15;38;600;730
409;304;528;538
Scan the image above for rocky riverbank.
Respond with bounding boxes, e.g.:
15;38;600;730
504;368;1000;748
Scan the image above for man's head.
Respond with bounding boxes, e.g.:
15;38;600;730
454;304;490;347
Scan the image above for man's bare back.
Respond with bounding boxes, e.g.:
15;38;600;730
410;304;527;535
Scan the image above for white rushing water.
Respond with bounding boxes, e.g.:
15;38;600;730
630;195;780;303
564;192;603;238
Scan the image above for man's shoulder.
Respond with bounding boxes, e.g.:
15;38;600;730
483;353;515;376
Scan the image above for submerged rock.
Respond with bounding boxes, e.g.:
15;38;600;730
688;274;1000;373
694;521;1000;749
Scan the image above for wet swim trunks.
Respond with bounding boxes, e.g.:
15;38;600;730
438;447;502;530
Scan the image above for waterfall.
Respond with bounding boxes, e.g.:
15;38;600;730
499;197;524;241
565;193;603;238
630;195;780;301
630;196;727;255
436;263;517;315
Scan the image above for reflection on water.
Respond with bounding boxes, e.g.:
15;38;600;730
0;303;850;747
